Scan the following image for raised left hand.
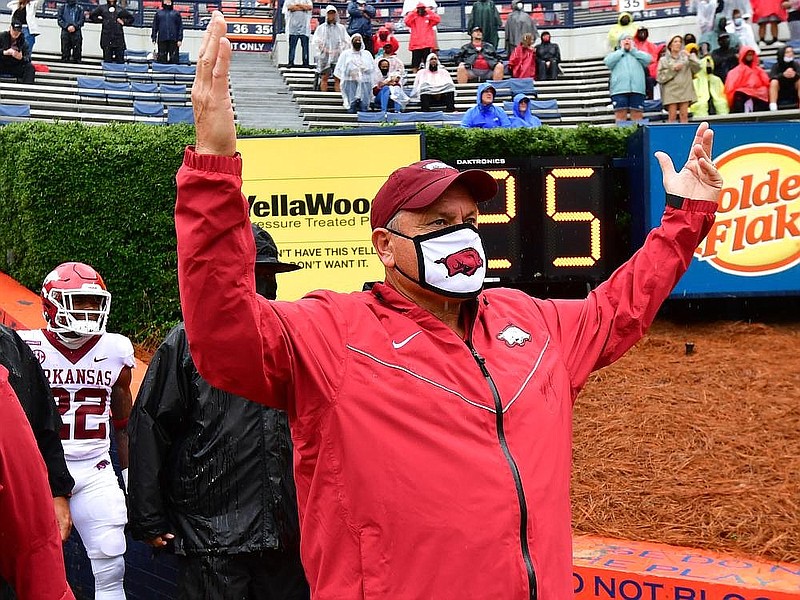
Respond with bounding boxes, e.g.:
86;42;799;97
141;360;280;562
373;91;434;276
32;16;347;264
655;121;723;202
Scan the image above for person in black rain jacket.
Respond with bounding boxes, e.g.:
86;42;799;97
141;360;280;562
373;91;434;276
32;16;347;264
128;224;309;600
0;323;74;598
89;0;133;63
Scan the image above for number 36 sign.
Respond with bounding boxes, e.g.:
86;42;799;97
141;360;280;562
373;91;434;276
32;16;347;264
454;156;612;284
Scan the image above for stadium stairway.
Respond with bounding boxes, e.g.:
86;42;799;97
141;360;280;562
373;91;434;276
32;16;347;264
229;52;306;130
0;51;232;125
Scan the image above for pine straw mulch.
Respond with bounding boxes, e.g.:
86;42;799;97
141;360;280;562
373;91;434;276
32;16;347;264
572;320;800;564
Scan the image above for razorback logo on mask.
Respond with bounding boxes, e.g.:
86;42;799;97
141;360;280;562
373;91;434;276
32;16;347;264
435;248;484;276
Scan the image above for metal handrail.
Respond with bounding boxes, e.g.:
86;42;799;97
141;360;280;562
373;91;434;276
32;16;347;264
17;0;691;33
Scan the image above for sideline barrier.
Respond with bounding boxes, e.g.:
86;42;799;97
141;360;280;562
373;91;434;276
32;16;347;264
574;536;800;600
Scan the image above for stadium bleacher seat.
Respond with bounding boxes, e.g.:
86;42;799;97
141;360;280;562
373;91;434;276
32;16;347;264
105;81;131;100
503;98;561;120
0;103;31;123
643;99;664;122
132;82;159;100
76;76;106;98
125;62;151;82
133;101;166;122
125;49;150;63
529;99;561;120
357;110;462;124
151;62;196;84
487;78;537;98
160;83;187;103
101;61;127;79
167;105;194;124
179;52;191;65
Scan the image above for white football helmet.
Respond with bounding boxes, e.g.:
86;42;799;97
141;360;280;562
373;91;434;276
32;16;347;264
41;262;111;337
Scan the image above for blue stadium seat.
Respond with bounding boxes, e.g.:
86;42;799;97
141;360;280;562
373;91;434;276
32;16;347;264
0;103;30;124
125;62;151;82
503;98;558;119
358;110;461;123
617;119;649;127
167;105;194;124
178;51;190;64
131;82;159;100
76;76;106;98
104;80;131;100
489;78;537;98
643;99;664;121
528;99;560;120
151;62;181;75
125;49;150;63
133;101;165;122
159;83;187;103
101;61;127;80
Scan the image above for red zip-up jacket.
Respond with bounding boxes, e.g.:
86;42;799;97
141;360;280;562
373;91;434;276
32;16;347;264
0;365;75;600
175;148;716;600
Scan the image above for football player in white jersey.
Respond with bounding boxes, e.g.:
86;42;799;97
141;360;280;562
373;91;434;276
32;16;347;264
18;262;133;600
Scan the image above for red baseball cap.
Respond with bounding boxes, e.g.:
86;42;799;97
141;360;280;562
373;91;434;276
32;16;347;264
370;160;498;229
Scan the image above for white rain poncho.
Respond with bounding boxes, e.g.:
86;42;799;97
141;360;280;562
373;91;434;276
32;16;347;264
410;53;456;99
373;55;410;109
312;5;350;73
334;34;375;110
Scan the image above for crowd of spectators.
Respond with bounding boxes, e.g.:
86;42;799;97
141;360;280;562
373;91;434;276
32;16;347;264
602;1;798;124
282;0;797;126
2;0;795;126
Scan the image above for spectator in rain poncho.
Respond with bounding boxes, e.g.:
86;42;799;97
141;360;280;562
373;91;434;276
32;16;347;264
690;52;730;116
505;0;536;54
461;82;512;128
607;12;638;51
313;5;349;92
410;52;456;111
334;33;375;112
690;0;718;35
726;9;759;53
509;93;542;127
467;0;502;48
701;14;739;51
372;56;410;112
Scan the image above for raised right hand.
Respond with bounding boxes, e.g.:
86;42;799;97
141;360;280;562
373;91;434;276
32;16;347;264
192;11;237;156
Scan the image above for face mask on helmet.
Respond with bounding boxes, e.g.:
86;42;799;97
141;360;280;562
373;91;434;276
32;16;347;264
41;263;111;339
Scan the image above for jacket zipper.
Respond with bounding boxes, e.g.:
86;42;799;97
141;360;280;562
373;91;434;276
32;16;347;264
468;341;538;600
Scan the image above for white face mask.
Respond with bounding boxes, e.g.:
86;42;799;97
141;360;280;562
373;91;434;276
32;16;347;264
389;224;486;299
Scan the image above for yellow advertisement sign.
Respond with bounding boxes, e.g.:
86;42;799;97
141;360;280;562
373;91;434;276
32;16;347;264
695;143;800;277
237;133;422;300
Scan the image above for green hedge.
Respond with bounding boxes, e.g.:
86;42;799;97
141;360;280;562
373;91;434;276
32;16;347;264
0;122;633;346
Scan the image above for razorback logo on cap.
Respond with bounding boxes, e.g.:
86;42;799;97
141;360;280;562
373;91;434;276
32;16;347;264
423;162;455;171
435;248;484;276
